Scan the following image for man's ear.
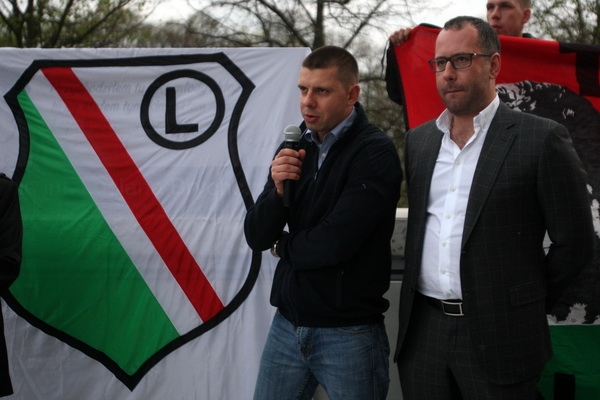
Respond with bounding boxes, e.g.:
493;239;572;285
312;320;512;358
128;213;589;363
490;53;501;79
348;84;360;104
522;8;531;25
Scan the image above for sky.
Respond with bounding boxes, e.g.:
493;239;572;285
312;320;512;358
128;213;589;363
405;1;487;27
147;0;488;29
147;0;196;23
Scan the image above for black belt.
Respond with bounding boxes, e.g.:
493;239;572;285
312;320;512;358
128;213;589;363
420;293;464;317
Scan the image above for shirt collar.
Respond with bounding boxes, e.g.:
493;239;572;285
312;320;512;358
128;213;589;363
436;95;500;136
304;106;357;143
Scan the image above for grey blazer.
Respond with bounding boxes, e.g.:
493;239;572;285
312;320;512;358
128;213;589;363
395;103;595;384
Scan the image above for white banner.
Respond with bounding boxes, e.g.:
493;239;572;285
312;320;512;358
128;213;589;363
0;46;310;399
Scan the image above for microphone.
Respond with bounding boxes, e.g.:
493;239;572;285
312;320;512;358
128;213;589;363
282;125;302;207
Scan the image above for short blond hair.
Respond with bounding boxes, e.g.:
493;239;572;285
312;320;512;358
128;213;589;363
519;0;532;8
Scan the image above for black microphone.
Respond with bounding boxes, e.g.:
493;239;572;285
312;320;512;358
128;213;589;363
282;125;302;207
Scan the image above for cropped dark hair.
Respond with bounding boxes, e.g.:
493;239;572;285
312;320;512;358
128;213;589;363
443;16;501;55
302;45;359;87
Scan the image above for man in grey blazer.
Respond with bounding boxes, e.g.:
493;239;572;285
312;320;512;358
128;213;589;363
395;16;595;399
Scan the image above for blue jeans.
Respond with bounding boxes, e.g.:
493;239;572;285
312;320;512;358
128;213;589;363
253;311;390;400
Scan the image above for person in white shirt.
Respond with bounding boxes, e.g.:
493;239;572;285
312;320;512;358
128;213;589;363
395;16;594;399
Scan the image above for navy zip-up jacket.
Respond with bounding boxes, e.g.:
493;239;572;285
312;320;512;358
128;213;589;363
244;103;402;327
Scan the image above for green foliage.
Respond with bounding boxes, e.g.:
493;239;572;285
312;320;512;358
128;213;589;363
192;0;412;49
0;0;149;47
530;0;600;44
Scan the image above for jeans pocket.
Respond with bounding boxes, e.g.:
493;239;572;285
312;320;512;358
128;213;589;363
335;324;372;334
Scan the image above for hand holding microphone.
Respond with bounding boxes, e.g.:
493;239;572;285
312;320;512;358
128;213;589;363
282;125;302;207
271;125;304;207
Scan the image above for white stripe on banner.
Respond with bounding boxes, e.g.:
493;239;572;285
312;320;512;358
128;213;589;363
1;47;309;399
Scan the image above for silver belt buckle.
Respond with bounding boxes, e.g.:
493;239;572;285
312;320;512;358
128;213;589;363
441;300;464;316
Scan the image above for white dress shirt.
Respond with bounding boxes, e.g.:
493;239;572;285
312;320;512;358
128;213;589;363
418;96;500;300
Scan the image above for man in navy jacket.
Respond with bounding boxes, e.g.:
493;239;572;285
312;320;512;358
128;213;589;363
245;45;402;400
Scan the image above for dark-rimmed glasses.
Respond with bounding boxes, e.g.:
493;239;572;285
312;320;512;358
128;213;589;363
428;53;492;72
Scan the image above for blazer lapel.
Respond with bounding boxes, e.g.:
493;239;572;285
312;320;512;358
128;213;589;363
407;122;443;213
406;122;443;266
461;103;518;248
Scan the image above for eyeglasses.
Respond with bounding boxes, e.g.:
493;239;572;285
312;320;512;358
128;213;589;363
428;53;493;72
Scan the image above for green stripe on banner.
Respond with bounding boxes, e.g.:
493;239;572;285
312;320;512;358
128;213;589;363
11;91;180;374
538;325;600;399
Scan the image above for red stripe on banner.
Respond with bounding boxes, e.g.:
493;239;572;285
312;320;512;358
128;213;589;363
42;67;224;322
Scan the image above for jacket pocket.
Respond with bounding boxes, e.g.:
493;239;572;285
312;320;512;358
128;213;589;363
509;281;546;307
